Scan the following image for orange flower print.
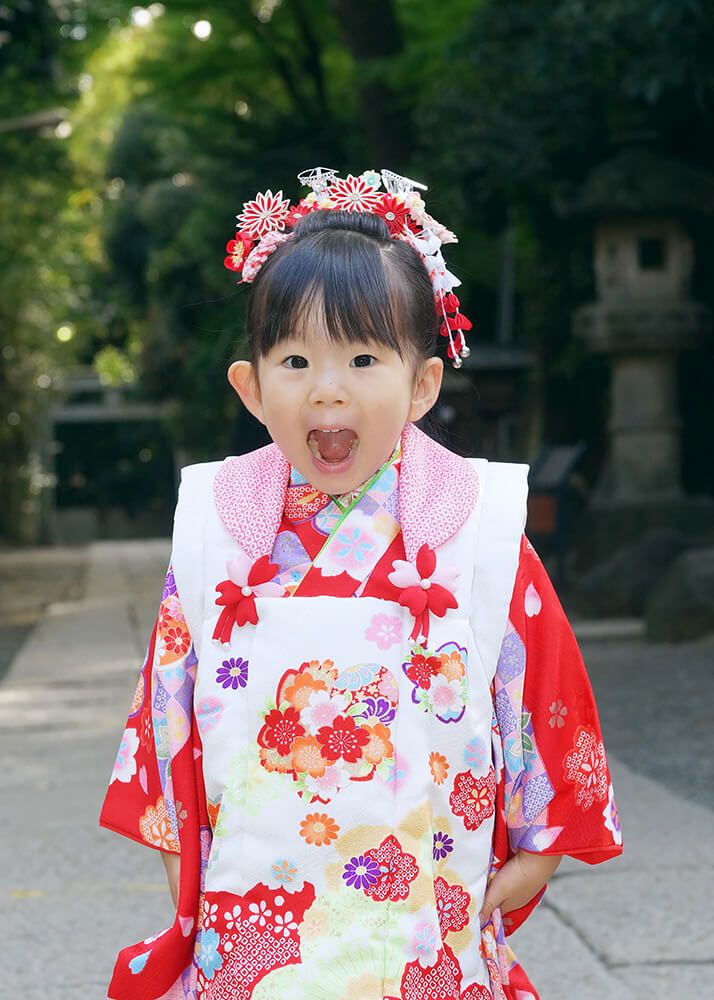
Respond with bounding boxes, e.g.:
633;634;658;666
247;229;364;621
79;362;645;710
440;649;465;681
429;751;449;786
139;796;179;851
292;735;328;778
300;812;340;846
363;722;394;766
283;672;327;711
160;621;190;659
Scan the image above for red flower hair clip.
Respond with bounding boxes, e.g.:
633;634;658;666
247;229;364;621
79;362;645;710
223;167;473;367
387;543;459;644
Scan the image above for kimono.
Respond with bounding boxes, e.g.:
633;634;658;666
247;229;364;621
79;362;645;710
100;422;622;1000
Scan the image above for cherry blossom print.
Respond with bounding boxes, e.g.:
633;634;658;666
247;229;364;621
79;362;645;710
289;735;326;778
413;920;440;968
195;696;223;733
260;707;305;756
270;859;300;887
342;854;381;890
300;689;348;734
236;189;291;239
450;767;497;831
405;650;442;689
364;612;402;650
327;173;384;213
433;830;454;861
215;656;249;690
603;782;622;845
212;550;285;643
110;727;140;784
196;927;223;980
191;883;316;997
429;751;449;785
463;735;488;772
549;699;568;728
563;725;609;811
435;875;471;936
524;581;542;617
317;714;369;763
138;795;178;851
403;640;468;722
398;943;464;999
299;811;340;847
361;721;394;766
259;658;397;801
362;834;419;902
388;543;459;643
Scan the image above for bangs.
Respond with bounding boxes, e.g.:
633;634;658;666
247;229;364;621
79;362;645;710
246;229;414;361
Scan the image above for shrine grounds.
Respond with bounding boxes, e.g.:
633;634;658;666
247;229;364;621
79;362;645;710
0;541;712;999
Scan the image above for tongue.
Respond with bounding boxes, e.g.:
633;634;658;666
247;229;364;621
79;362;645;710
309;429;358;464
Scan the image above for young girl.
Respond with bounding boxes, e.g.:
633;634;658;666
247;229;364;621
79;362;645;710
100;168;622;1000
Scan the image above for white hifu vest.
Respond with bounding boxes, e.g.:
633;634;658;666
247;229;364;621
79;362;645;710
171;457;528;999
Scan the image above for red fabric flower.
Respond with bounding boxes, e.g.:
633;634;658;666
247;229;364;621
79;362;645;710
212;553;284;644
562;725;609;811
262;707;305;756
374;194;412;235
317;715;369;763
405;652;442;690
327;174;383;213
388;543;459;643
223;231;254;273
236;189;292;239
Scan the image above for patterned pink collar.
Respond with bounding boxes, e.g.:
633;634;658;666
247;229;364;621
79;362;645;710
213;421;480;561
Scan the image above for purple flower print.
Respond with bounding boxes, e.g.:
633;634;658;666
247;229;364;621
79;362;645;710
358;696;396;726
216;657;249;690
432;831;454;861
343;854;381;890
162;569;177;599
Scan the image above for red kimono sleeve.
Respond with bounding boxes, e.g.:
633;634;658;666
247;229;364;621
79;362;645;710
99;566;209;999
492;536;622;935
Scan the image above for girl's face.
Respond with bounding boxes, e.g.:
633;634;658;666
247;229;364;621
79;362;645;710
229;323;443;494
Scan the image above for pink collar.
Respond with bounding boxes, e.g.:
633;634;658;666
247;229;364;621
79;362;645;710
213;422;480;561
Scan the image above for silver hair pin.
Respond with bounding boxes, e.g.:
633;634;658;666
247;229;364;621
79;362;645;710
297;167;339;196
380;169;429;195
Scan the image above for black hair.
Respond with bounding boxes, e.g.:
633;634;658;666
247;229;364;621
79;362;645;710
244;210;438;369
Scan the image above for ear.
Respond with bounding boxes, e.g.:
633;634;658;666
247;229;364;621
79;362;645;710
228;360;266;425
408;356;444;422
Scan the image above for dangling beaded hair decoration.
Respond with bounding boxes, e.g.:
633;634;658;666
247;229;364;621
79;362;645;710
224;167;472;367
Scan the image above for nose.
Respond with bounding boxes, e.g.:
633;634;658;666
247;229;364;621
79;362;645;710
307;366;350;407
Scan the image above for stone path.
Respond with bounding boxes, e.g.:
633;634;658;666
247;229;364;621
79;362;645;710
0;541;712;999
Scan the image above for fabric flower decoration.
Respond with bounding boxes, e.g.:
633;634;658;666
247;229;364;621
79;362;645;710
223;231;254;274
212;551;285;644
236;188;291;239
388;543;459;643
327;173;384;213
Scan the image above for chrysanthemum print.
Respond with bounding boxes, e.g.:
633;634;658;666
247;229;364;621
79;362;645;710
257;658;398;802
402;640;468;722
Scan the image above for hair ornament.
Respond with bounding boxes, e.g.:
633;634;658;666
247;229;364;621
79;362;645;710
224;168;473;366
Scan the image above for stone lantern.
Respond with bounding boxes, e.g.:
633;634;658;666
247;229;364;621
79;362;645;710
568;147;714;554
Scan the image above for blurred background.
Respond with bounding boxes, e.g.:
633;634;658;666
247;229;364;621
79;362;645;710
1;3;713;997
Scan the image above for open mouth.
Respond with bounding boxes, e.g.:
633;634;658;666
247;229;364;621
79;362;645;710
307;427;359;466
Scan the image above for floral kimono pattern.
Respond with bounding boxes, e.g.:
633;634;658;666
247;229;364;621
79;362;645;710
100;424;621;1000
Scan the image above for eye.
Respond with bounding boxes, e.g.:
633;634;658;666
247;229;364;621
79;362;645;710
283;355;308;369
351;354;377;368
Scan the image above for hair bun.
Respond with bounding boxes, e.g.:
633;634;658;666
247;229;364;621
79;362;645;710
293;208;390;242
